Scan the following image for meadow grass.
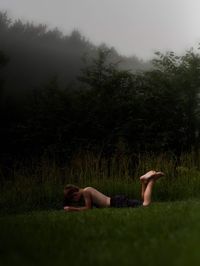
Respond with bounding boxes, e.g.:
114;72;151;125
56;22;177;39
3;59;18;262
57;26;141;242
1;151;200;214
0;200;200;266
1;152;200;265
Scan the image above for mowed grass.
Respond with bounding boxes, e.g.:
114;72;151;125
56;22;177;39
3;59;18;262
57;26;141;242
1;201;200;266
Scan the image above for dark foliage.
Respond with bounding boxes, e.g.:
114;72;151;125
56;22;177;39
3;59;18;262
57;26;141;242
0;11;200;167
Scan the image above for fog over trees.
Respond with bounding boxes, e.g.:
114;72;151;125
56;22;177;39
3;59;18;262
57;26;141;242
0;11;200;168
0;11;149;99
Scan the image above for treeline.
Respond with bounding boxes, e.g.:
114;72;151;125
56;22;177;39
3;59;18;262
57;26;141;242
0;11;200;166
1;48;200;162
0;11;149;99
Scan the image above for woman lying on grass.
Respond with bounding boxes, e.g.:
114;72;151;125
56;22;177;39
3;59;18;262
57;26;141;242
63;170;164;212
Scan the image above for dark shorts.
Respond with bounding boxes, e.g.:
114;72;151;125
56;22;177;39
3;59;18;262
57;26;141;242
110;195;142;208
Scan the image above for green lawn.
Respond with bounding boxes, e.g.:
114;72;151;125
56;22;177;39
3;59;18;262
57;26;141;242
1;201;200;266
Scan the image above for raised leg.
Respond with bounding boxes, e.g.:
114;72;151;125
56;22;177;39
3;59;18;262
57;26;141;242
139;170;164;205
140;170;156;200
141;180;147;201
142;179;156;206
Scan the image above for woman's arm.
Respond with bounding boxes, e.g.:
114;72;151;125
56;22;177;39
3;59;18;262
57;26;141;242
64;206;90;212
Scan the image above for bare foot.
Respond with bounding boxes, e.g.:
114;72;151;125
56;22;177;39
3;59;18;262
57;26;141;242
140;170;156;181
154;171;165;180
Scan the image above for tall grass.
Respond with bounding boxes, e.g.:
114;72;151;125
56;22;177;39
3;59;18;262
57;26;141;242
0;151;200;214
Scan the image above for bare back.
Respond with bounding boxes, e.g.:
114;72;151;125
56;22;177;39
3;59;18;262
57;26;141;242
83;187;110;208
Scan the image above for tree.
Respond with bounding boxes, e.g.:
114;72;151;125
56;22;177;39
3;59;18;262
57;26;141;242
0;11;11;31
178;50;200;154
0;50;9;100
141;50;200;153
78;48;143;153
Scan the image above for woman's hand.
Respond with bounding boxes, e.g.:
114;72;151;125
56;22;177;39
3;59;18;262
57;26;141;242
64;206;70;211
63;206;89;212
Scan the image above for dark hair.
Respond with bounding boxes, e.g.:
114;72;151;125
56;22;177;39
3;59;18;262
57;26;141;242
63;184;80;206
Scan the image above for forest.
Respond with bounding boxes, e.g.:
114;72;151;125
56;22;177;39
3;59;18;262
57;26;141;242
0;10;200;170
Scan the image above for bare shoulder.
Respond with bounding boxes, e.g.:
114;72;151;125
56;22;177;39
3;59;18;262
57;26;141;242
82;187;93;206
83;187;94;194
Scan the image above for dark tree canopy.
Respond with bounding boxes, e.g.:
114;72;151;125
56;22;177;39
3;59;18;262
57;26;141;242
0;11;200;166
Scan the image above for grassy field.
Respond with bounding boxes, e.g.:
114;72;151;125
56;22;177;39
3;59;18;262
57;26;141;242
1;200;200;266
1;152;200;214
1;152;200;265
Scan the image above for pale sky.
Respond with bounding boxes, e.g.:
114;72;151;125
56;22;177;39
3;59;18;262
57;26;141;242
1;0;200;59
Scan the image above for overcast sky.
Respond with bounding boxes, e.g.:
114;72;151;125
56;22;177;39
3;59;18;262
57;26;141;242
1;0;200;59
